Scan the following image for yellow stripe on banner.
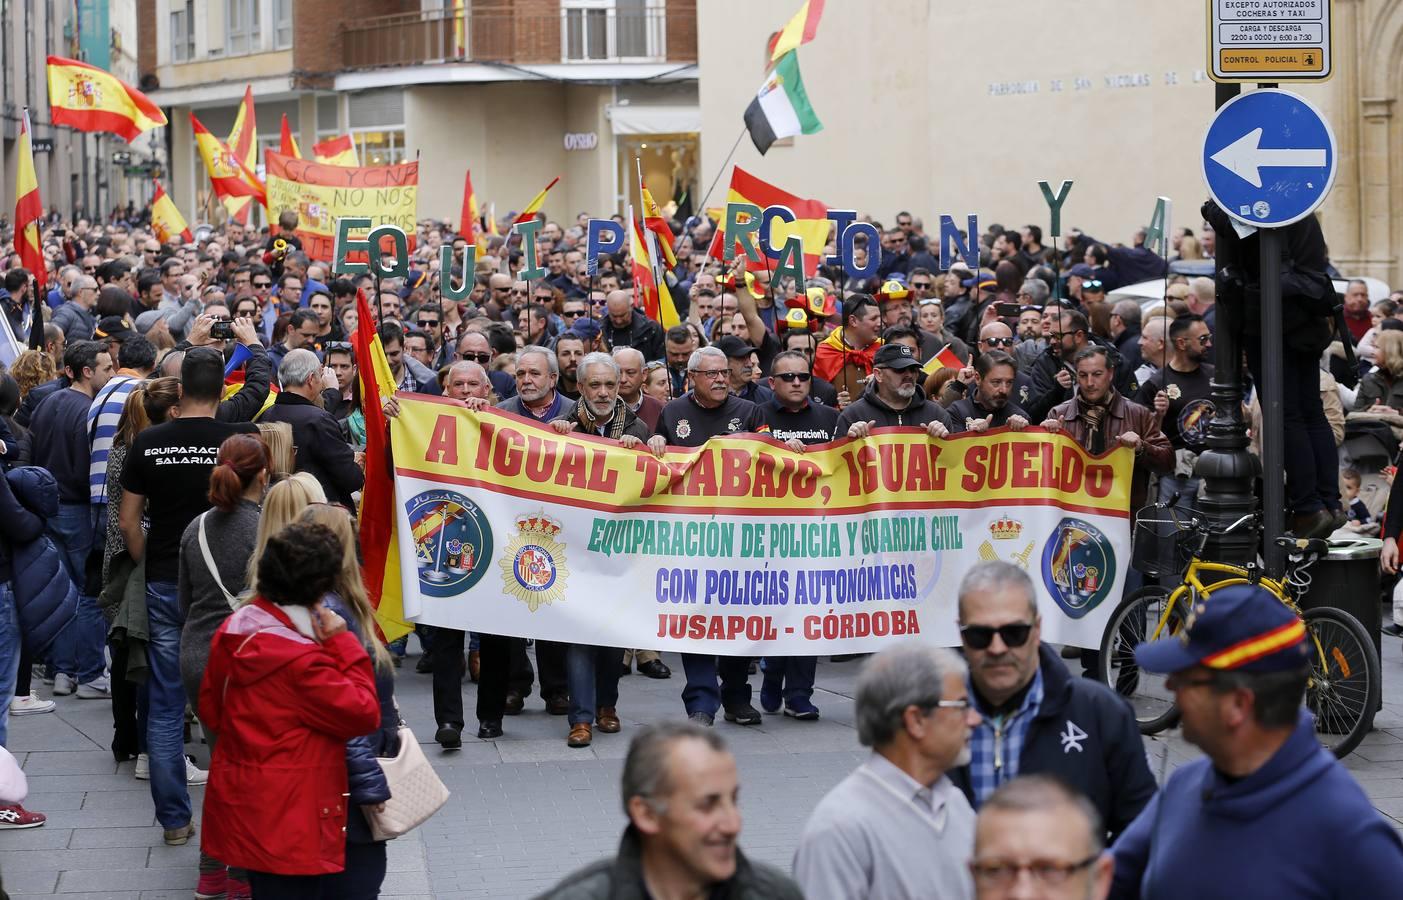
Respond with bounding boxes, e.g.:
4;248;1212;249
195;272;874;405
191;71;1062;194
1203;620;1307;670
388;400;1135;518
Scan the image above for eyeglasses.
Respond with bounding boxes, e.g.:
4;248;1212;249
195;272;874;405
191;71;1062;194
561;310;584;319
912;283;934;292
509;288;528;297
926;698;971;711
773;372;812;383
1082;280;1104;291
959;622;1035;650
460;351;492;364
981;337;1015;348
970;856;1100;887
417;319;440;328
253;280;271;289
1190;334;1213;346
325;342;354;352
691;369;729;380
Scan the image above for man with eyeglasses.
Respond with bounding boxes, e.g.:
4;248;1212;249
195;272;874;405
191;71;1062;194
1024;307;1136;423
1111;585;1403;899
1134;313;1215;505
649;346;769;727
970;776;1113;900
794;642;980;900
948;562;1153;844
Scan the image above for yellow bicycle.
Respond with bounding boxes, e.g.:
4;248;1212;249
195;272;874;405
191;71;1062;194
1099;507;1381;758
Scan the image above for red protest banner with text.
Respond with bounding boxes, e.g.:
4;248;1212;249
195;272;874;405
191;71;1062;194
264;150;418;262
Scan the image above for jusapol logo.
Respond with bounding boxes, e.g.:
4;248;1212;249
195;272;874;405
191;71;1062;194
1040;517;1116;619
405;489;493;598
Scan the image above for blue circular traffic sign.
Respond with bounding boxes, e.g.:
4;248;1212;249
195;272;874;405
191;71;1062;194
1201;89;1337;229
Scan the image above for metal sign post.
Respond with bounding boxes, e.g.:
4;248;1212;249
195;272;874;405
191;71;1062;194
1202;87;1338;574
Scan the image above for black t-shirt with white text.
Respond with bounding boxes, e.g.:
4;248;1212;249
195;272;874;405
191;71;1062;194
121;417;259;582
762;398;839;446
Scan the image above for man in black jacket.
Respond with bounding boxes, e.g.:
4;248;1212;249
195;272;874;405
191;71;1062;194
260;348;364;507
602;291;665;362
834;343;953;439
948;561;1156;839
947;350;1031;433
1024;306;1137;423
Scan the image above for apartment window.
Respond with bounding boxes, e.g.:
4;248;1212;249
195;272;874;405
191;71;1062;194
275;0;293;49
562;0;661;62
227;0;262;56
170;2;195;63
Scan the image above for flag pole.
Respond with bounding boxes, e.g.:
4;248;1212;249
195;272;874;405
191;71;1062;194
695;125;747;224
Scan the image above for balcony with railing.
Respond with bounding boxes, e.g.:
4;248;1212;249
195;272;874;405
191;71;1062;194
341;4;696;71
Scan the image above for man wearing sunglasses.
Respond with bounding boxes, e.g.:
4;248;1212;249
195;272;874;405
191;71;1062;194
835;343;952;440
1134;314;1215;505
948;562;1154;842
756;350;837;721
794;643;979;900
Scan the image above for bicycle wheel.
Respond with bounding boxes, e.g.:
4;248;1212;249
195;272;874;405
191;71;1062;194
1301;606;1380;759
1098;585;1184;734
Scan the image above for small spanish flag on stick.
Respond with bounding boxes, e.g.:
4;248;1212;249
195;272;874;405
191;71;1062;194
921;343;965;376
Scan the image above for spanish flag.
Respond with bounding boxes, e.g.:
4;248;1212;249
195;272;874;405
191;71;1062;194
223;87;258;226
312;134;359;166
459;169;479;248
46;55;167;142
641;186;677;268
150;179;193;245
192;113;266;206
13;110;44;281
279;113;301;159
351;289;412;643
630;212;680;328
514;176;560;224
921;343;965;376
767;0;825;63
707;166;828;275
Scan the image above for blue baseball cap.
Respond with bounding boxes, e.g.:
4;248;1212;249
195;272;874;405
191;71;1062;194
1134;584;1310;674
568;317;602;341
1066;263;1096;279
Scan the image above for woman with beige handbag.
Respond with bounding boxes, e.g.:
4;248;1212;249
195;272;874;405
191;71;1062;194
298;504;447;897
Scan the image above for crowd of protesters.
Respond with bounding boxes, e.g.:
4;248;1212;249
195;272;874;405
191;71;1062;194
0;198;1398;898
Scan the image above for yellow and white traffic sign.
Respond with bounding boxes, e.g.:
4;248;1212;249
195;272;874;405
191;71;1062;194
1208;0;1333;83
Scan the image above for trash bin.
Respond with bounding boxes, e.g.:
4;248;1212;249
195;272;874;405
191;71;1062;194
1295;537;1382;693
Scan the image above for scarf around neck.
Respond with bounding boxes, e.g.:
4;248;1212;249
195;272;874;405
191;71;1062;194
577;396;630;439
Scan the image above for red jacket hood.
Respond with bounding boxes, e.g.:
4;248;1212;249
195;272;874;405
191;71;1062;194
210;598;320;688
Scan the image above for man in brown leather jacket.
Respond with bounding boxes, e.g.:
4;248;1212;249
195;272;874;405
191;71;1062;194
1041;346;1172;510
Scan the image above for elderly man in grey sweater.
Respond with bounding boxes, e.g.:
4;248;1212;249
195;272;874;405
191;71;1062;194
793;642;980;900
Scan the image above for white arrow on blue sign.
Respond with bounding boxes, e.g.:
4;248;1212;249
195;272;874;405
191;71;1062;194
1201;88;1337;229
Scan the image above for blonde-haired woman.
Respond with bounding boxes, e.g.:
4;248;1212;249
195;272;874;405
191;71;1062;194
241;472;325;595
298;503;397;899
1355;330;1403;413
256;421;295;479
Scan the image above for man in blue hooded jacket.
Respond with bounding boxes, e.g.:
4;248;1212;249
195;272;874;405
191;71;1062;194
1110;584;1403;898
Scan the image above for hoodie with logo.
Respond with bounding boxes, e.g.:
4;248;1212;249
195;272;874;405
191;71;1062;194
1110;709;1403;898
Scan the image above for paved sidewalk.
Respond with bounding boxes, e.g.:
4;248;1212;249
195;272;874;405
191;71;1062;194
4;633;1403;899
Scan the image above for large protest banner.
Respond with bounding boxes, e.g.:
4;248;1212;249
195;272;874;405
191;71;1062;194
265;150;418;261
390;396;1134;653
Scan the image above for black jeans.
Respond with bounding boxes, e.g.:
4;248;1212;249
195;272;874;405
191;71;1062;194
323;841;387;900
247;871;325;899
1246;343;1340;515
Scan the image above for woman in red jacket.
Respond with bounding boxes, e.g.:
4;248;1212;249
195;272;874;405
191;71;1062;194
198;521;382;898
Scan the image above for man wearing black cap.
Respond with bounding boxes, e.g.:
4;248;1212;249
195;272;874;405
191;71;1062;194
1111;584;1403;898
714;335;773;404
834;343;952;440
